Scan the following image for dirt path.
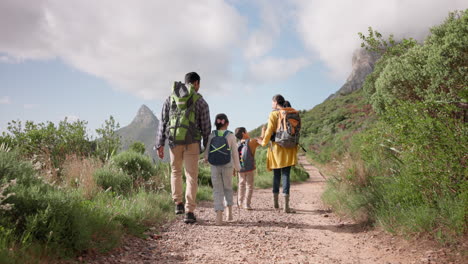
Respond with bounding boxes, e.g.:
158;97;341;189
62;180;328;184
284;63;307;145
85;156;461;264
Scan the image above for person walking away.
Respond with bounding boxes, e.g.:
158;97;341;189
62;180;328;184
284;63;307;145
204;114;241;225
156;72;211;224
234;127;261;210
257;95;300;213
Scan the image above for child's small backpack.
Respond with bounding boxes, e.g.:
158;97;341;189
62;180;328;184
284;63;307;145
238;139;255;172
208;130;232;165
275;107;301;148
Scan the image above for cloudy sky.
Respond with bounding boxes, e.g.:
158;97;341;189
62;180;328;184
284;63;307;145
0;0;466;136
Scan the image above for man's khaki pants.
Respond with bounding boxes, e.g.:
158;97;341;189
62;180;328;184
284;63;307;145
169;143;199;212
238;170;255;207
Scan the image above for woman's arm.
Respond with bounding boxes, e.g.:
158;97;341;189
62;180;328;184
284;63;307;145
261;112;277;147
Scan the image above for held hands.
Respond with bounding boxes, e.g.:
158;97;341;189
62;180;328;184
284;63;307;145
255;137;263;145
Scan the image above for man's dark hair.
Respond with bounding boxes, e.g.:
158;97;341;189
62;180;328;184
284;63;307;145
272;94;286;107
185;72;201;84
235;127;247;140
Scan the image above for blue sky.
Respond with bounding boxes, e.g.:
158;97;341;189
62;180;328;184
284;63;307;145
0;0;465;137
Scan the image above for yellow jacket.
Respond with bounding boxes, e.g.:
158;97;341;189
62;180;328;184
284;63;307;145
261;110;298;171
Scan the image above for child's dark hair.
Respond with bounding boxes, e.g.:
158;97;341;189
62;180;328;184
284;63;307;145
235;127;247;140
272;94;286;107
214;113;229;130
185;72;200;84
283;100;292;107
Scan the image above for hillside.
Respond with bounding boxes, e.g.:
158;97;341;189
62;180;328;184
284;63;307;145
117;104;169;162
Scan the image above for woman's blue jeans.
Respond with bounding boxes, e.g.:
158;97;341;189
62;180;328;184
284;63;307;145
272;166;291;195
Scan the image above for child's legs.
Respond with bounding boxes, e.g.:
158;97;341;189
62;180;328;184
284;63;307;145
221;165;234;207
238;172;247;205
245;170;255;206
210;166;225;211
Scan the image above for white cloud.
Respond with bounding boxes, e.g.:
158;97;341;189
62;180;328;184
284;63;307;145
247;57;309;82
0;0;246;99
293;0;467;79
0;96;11;104
243;0;308;83
243;0;286;59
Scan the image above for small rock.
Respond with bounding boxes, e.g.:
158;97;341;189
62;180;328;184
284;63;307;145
151;234;162;240
324;214;329;217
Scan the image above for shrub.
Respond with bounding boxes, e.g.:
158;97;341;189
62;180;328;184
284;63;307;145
0;151;121;257
62;155;102;198
94;167;133;195
111;151;156;182
129;141;146;154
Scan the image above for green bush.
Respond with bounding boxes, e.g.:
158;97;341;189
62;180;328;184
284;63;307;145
94;167;133;194
2;119;94;172
316;11;467;244
129;141;146;154
0;151;121;257
111;151;156;181
0;151;39;187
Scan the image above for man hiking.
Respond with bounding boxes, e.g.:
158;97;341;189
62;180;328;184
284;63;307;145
156;72;211;224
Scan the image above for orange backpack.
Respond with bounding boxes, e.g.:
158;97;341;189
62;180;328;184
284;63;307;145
275;107;301;148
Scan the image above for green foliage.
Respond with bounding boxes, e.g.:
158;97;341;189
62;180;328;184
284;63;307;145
93;167;133;195
321;11;467;244
95;116;121;161
129;141;146;154
111;151;156;182
0;150;179;261
196;185;213;201
361;11;467;114
2;119;93;174
0;151;121;257
299;90;375;163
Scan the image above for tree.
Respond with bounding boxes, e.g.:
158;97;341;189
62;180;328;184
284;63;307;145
95;116;121;161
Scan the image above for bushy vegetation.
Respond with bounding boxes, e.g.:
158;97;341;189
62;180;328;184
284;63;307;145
0;116;208;262
94;167;133;195
309;10;467;244
111;151;156;182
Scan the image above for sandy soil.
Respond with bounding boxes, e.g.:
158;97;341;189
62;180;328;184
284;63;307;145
83;155;465;264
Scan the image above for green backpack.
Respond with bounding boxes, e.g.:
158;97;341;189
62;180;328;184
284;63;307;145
167;81;202;145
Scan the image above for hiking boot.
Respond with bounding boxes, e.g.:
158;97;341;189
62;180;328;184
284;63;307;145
284;195;295;213
226;206;233;221
215;211;223;225
273;193;279;209
175;203;185;215
245;204;253;210
184;212;196;224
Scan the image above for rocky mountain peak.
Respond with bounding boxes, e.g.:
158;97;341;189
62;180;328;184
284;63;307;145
327;48;380;100
130;104;158;126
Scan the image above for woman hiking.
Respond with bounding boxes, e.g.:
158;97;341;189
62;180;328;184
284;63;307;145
257;94;298;213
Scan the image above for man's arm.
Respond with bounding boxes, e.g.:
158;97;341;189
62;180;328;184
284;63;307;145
196;97;211;151
156;97;171;158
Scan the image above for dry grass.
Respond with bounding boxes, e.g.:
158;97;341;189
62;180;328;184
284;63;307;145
62;155;102;198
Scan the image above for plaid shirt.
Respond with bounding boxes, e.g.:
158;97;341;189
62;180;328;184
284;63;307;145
156;93;211;150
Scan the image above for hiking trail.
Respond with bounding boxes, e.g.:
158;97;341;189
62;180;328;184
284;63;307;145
84;155;461;264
